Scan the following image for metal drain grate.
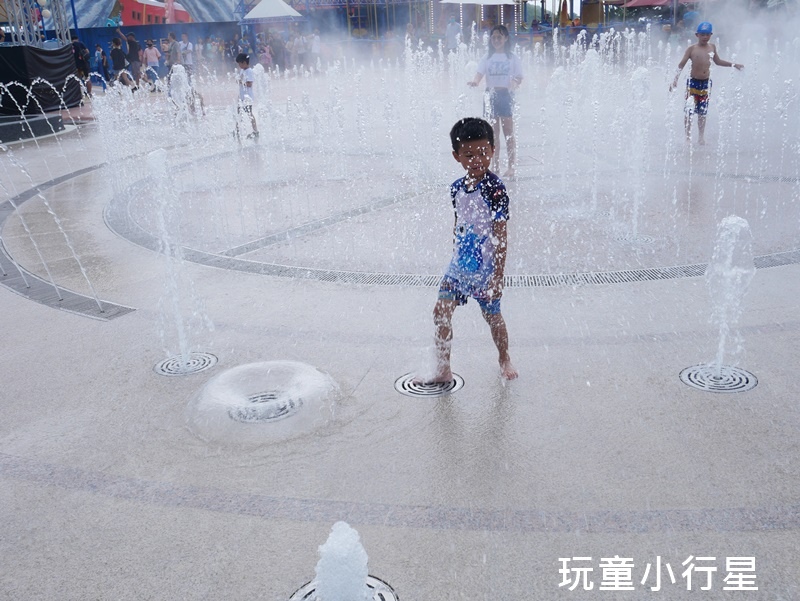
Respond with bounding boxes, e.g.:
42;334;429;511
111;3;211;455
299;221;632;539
394;373;464;397
227;391;302;423
679;364;758;393
289;575;398;601
614;233;656;245
154;352;218;376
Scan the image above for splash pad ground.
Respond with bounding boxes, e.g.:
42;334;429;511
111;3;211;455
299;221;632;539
1;33;799;599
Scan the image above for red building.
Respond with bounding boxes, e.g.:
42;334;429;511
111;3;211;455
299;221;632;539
120;0;192;26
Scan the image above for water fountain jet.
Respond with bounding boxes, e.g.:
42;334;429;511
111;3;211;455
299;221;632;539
680;215;758;393
289;522;398;601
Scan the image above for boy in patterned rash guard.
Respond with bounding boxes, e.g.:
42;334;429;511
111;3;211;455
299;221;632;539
419;117;518;383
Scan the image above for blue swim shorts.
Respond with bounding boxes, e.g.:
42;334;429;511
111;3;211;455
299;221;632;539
438;275;501;315
686;78;711;116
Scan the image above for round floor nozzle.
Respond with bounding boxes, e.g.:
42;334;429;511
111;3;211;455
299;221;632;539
394;373;464;397
289;575;398;601
154;352;218;376
680;364;758;393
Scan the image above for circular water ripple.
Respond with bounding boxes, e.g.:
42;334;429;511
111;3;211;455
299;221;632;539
186;361;339;444
227;391;302;423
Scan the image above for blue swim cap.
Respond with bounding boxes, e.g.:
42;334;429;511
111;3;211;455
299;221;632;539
697;22;713;34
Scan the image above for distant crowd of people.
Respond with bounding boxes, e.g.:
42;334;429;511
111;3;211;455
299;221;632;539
71;24;326;96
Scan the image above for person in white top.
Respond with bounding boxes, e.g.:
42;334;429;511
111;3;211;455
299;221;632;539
235;53;259;140
294;33;307;68
180;32;194;78
468;25;523;177
310;29;321;72
445;16;461;53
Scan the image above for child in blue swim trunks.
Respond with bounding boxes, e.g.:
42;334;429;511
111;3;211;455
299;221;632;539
670;21;744;145
421;117;518;383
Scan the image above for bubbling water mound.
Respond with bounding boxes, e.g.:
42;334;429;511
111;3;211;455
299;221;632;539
186;361;339;444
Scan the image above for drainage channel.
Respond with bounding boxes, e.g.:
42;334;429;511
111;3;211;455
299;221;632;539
0;165;135;321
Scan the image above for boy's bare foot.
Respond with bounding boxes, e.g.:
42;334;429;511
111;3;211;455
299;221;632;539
500;359;518;380
698;138;706;146
412;364;453;384
412;368;454;385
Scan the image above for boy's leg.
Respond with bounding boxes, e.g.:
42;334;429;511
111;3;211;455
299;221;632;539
684;83;693;142
430;298;458;382
250;109;258;135
243;105;258;138
482;309;519;380
696;83;710;145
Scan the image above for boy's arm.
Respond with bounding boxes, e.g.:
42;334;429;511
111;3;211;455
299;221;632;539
489;220;508;299
712;45;744;70
670;46;693;91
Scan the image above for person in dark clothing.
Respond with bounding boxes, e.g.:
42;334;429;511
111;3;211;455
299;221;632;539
71;35;92;96
268;34;286;72
110;37;133;87
165;31;182;73
117;27;142;85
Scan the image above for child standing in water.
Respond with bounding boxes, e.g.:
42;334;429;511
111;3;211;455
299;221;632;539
670;21;744;145
419;118;518;383
468;25;523;178
235;53;259;140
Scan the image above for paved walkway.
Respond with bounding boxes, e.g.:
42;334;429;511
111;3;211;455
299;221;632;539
1;73;798;600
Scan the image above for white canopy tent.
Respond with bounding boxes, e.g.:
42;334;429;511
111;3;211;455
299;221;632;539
240;0;302;22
